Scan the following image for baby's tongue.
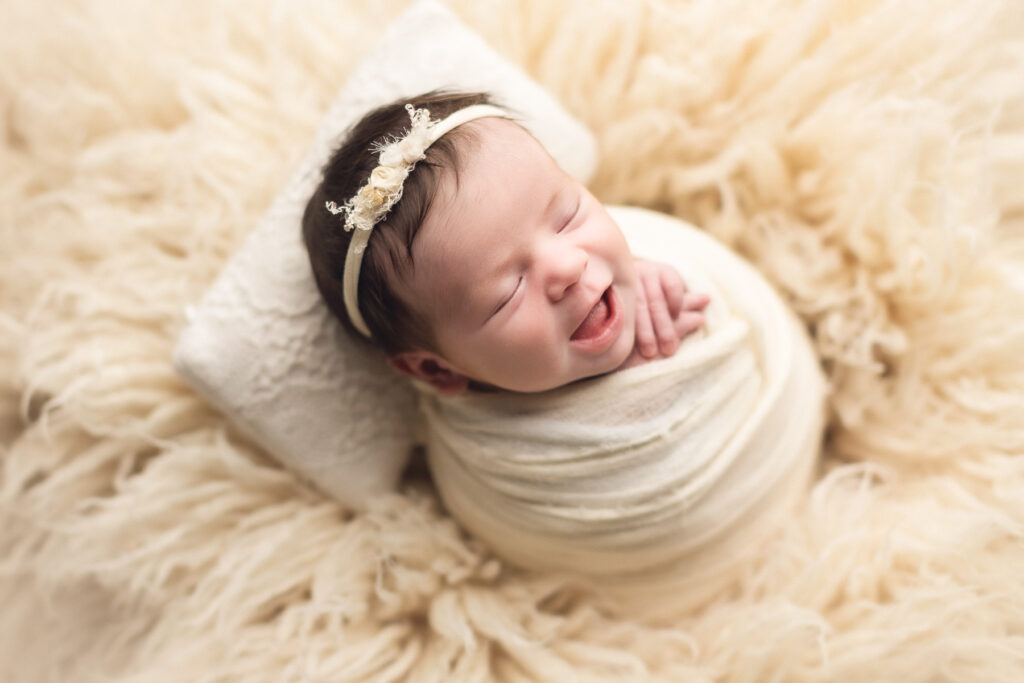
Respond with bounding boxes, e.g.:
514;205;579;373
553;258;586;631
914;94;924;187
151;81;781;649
571;295;609;341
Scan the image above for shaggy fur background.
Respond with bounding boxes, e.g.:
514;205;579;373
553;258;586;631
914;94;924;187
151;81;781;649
2;0;1024;680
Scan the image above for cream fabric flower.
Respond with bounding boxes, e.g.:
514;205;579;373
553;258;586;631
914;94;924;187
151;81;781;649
328;104;435;232
397;136;425;164
369;165;407;190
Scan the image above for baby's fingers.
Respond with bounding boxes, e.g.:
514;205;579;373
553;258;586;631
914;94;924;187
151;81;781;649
634;285;658;358
682;291;710;311
674;311;706;339
659;266;685;318
642;270;679;356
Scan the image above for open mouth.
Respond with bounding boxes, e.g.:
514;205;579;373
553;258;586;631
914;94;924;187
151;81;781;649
570;287;622;350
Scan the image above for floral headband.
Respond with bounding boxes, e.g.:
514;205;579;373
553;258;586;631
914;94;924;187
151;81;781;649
326;102;511;337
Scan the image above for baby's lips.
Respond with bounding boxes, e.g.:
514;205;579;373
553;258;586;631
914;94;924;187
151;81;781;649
570;289;610;341
569;286;623;353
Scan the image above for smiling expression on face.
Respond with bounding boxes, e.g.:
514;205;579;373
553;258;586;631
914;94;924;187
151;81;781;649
390;118;638;394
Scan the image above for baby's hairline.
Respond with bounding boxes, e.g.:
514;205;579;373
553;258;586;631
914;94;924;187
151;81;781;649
304;91;543;359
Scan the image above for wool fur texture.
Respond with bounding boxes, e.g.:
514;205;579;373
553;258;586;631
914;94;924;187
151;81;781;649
2;0;1024;681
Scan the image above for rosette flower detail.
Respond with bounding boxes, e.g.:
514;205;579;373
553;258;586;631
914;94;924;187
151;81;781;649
326;104;433;234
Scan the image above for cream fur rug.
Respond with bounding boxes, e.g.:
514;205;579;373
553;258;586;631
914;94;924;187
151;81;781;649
2;1;1024;681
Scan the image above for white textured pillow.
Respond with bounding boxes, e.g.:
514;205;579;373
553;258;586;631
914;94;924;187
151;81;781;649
173;0;598;510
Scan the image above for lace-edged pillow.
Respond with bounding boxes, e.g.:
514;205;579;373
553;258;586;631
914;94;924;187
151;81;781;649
172;0;598;510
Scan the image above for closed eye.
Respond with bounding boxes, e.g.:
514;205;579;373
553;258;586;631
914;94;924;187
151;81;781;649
490;277;522;318
557;196;581;233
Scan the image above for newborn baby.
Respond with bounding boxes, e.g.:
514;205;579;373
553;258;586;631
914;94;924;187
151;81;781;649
303;91;708;394
304;91;825;605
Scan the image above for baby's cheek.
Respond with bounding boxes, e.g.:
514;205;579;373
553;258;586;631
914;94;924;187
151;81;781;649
507;314;560;355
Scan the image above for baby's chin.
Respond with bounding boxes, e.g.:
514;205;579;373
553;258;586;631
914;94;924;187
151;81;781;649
568;285;636;373
563;330;638;387
603;297;638;370
598;337;640;377
468;313;637;394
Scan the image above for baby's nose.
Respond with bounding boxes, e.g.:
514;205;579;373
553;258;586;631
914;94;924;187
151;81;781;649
545;247;588;301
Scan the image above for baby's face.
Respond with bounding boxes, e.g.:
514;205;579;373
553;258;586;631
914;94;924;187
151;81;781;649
393;118;638;393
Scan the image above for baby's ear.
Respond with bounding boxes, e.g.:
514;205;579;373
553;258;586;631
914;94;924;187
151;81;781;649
389;351;469;396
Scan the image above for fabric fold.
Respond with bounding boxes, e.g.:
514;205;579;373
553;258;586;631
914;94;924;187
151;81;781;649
419;206;827;587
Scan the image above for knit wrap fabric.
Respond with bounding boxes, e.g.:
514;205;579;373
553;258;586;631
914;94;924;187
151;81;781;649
418;206;827;589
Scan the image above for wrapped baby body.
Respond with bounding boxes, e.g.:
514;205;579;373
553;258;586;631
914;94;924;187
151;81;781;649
418;206;827;599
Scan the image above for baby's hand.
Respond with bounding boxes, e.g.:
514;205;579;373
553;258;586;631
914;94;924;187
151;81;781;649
633;259;709;359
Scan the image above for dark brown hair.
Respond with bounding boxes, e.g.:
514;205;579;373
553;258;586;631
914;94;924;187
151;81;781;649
303;91;493;355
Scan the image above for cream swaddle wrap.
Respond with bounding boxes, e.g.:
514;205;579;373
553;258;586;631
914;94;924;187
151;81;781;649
418;207;827;592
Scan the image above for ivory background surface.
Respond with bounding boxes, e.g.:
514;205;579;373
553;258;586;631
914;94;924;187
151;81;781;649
2;1;1023;680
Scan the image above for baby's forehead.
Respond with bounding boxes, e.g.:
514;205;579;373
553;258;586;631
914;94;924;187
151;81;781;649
404;118;567;308
423;123;551;226
406;210;506;326
460;117;549;169
412;204;502;294
464;115;534;141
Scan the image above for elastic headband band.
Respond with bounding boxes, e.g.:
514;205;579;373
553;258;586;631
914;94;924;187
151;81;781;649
326;103;512;337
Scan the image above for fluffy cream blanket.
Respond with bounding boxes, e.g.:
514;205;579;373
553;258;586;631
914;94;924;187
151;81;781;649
2;1;1024;681
422;207;826;615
